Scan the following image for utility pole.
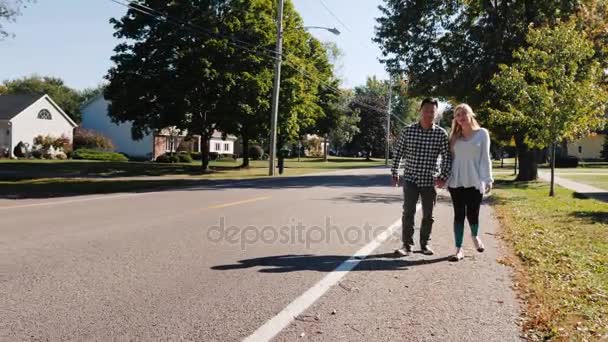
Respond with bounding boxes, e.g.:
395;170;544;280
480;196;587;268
385;76;393;166
268;0;284;176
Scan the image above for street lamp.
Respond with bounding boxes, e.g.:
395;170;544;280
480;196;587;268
268;3;341;176
303;26;341;35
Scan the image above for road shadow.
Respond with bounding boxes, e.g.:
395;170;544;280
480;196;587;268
572;192;608;203
326;192;403;204
0;161;207;180
211;253;450;273
0;173;392;200
570;210;608;224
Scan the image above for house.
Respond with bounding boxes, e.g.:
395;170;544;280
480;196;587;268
81;94;237;160
567;132;606;160
0;93;77;158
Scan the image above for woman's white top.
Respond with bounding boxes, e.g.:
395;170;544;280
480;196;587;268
448;128;494;194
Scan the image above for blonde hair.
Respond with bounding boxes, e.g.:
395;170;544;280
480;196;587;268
449;103;481;149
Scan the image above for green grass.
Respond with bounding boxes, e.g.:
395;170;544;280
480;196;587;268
492;177;608;341
0;157;384;181
557;174;608;191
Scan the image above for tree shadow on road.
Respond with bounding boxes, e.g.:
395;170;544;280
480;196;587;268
572;192;608;203
325;193;403;204
1;173;393;200
570;210;608;224
211;253;450;273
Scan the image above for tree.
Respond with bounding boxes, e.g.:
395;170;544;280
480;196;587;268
487;22;608;192
0;0;33;39
106;1;264;172
106;0;329;171
375;1;601;180
347;77;391;160
79;83;107;104
374;0;579;105
1;75;83;122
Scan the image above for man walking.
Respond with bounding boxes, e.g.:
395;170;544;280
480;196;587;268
391;98;452;256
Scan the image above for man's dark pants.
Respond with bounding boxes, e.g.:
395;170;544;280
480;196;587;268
402;180;437;248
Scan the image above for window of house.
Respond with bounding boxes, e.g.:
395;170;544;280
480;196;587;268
165;137;176;152
37;109;52;120
224;143;230;152
578;146;582;153
215;142;221;151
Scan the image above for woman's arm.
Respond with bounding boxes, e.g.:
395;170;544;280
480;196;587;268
479;129;494;185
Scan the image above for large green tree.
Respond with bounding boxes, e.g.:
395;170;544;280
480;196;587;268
106;0;330;171
374;0;579;104
106;0;273;172
1;75;83;122
375;0;592;179
487;22;607;188
347;77;391;159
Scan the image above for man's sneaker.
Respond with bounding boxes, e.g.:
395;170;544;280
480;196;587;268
394;245;412;257
420;245;435;255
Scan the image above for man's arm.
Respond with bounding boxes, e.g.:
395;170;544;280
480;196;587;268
438;131;452;182
391;130;406;176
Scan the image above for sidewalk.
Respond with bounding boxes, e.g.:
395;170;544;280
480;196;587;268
275;191;523;341
538;172;608;202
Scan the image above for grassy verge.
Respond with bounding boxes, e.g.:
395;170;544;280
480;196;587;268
0;157;384;198
492;176;608;340
0;157;384;180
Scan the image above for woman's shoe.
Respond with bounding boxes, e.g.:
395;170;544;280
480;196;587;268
472;236;485;252
448;249;464;262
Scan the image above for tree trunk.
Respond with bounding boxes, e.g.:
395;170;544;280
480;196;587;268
514;134;538;181
241;135;250;168
560;139;569;158
550;142;556;196
201;136;211;173
324;134;329;162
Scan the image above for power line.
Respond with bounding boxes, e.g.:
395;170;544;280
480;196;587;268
109;0;280;60
106;0;400;122
318;0;353;33
317;0;375;51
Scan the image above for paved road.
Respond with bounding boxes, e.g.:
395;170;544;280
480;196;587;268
1;168;521;341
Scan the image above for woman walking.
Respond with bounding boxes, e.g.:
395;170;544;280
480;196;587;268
447;104;493;261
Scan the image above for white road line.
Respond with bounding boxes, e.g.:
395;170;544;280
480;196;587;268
243;204;421;342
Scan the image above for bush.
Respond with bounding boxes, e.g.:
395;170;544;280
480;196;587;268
177;152;193;163
555;155;579;168
190;152;202;160
72;148;128;162
248;145;264;160
33;134;71;151
55;152;67;160
73;128;115;151
155;153;179;163
31;150;43;159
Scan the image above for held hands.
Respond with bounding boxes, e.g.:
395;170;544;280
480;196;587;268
391;174;400;187
434;178;446;189
485;183;493;194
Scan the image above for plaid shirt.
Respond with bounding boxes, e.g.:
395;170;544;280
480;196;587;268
391;122;452;187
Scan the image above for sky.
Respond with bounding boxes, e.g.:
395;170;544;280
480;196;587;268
0;0;388;91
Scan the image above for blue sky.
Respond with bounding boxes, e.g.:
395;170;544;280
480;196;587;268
0;0;388;91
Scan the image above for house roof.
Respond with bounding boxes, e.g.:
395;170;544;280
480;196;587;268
0;93;42;120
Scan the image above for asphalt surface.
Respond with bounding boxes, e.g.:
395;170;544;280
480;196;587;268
0;168;521;341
